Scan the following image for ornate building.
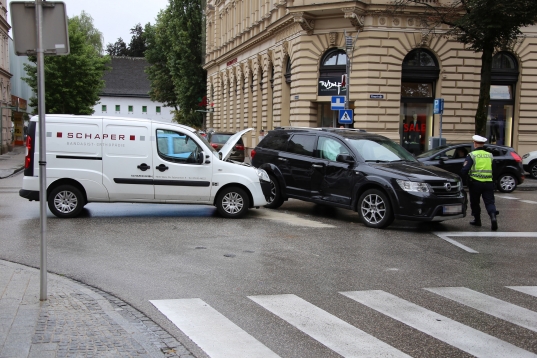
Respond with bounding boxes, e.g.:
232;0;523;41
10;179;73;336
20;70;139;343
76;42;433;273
0;0;13;154
203;0;537;155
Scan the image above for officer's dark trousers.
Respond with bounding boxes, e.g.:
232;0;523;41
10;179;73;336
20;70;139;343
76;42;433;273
468;180;496;218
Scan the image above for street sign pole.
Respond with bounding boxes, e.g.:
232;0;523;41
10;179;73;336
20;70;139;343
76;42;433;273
36;0;48;301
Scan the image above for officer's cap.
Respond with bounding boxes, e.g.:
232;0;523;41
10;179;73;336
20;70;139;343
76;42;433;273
472;135;487;143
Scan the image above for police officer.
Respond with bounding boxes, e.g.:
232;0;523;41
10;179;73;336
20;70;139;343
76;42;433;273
461;135;498;230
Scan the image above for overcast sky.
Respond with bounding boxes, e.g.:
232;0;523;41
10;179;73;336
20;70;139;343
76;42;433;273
8;0;170;48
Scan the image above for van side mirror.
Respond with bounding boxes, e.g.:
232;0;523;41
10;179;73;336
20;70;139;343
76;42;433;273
218;152;223;160
336;154;355;164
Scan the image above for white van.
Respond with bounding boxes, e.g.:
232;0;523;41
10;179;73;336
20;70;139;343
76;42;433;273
19;115;270;218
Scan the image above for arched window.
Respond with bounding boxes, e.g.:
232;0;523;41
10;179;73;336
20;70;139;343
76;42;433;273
400;49;439;155
488;52;519;146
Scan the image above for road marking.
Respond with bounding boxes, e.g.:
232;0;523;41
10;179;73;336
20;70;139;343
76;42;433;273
150;298;280;358
340;290;537;358
433;232;537;253
425;287;537;332
496;195;519;200
519;200;537;204
254;209;335;228
249;294;409;357
507;286;537;298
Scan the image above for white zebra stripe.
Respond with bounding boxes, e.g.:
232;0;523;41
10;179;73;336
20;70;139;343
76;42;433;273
249;294;410;358
150;298;280;358
340;290;537;358
425;287;537;332
507;286;537;298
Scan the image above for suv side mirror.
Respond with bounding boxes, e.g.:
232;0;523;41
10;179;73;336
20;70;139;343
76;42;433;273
336;154;355;164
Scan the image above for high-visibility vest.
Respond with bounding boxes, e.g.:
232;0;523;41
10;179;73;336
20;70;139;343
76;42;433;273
469;150;493;182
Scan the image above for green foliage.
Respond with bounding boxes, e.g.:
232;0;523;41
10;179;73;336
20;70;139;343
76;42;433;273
106;38;128;56
22;14;110;115
105;24;147;57
145;0;206;127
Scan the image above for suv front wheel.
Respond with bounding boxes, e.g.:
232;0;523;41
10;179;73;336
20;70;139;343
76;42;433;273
264;174;284;209
358;189;394;228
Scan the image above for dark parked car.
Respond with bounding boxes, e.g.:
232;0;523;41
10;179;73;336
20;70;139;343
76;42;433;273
207;132;246;162
416;143;525;193
251;127;466;228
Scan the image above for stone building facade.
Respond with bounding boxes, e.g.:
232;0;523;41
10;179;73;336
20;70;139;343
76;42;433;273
0;0;13;154
203;0;537;155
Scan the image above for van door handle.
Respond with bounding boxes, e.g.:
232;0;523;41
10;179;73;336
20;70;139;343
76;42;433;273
156;164;169;172
137;163;150;171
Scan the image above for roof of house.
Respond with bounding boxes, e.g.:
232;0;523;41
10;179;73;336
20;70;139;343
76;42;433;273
100;56;150;98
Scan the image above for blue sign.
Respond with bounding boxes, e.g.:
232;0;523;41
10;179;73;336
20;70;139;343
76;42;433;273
434;98;444;114
331;96;346;110
338;109;353;124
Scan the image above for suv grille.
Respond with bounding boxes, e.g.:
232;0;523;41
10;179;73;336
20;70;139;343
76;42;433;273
426;180;461;196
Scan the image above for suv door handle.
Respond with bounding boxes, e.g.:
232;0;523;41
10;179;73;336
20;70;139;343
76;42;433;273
278;158;288;162
156;164;169;172
311;164;324;168
137;163;150;171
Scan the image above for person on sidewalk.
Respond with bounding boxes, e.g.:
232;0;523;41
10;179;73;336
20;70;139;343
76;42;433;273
461;134;498;230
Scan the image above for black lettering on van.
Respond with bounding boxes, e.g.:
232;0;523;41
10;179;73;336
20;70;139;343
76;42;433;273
85;133;92;139
103;134;109;140
68;133;74;139
76;133;82;139
119;135;125;140
95;134;100;139
111;134;116;140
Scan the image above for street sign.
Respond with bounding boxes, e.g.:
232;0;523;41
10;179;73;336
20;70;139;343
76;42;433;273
331;96;346;110
434;98;444;114
338;109;353;124
10;1;69;56
369;94;385;99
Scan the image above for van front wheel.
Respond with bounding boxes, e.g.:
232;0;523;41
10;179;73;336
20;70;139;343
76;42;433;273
48;185;84;218
216;187;249;218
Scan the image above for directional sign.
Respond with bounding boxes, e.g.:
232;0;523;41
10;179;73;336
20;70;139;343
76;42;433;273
434;98;444;114
331;96;346;110
338;109;353;124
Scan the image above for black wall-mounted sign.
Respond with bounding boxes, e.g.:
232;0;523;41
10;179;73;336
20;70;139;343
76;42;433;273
318;77;347;96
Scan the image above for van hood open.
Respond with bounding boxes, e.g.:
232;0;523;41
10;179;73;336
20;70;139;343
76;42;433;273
219;128;253;161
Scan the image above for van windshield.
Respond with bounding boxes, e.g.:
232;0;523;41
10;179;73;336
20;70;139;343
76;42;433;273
347;137;417;162
194;132;218;154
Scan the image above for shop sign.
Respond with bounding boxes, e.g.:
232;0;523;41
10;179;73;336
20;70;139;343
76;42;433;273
318;77;347;96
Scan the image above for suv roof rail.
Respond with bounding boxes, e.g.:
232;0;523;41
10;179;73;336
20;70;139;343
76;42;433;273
273;126;366;132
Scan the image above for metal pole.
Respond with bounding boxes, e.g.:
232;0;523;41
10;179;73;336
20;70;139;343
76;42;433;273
439;113;443;141
36;0;48;301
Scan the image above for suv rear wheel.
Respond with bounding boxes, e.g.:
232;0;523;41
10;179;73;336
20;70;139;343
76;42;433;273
358;189;394;228
265;174;284;209
497;173;517;193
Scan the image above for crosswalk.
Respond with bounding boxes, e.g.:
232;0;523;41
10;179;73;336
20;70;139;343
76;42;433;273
151;286;537;358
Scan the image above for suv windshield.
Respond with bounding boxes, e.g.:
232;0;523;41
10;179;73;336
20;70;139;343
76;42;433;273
347;137;417;162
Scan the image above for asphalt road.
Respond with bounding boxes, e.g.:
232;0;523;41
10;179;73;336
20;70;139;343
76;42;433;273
1;172;537;358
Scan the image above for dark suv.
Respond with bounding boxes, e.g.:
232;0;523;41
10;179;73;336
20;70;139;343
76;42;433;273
251;127;466;228
417;143;525;193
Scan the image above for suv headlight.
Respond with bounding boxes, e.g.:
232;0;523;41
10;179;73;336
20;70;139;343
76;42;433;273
396;179;430;193
256;169;270;182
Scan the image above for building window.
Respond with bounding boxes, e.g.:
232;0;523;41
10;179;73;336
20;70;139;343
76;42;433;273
285;56;292;84
156;106;161;114
142;106;147;113
128;105;133;113
102;105;107;113
318;49;347;96
400;49;439;155
488;52;518;147
115;105;120;112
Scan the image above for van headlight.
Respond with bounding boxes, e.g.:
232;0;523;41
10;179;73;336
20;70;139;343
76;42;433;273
396;179;430;193
256;169;270;182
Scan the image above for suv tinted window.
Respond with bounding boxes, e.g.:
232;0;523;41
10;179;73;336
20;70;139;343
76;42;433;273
288;134;316;156
258;132;290;151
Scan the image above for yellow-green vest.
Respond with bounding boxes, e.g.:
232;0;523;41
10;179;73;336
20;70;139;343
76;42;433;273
469;150;493;182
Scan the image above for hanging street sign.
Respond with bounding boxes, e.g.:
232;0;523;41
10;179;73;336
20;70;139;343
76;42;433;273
339;109;353;124
434;98;444;114
331;96;346;110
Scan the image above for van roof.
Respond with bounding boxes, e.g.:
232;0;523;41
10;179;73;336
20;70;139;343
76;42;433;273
30;115;197;133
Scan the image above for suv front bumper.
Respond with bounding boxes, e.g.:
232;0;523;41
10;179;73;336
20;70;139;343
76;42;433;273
392;190;466;222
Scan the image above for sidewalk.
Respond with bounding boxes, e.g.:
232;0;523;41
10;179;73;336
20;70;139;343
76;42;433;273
0;145;25;179
0;260;194;358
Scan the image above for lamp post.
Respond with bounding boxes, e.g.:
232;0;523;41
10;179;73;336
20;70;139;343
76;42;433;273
0;105;18;155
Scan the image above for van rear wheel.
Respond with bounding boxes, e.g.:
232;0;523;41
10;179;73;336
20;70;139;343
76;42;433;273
48;185;84;218
216;187;249;218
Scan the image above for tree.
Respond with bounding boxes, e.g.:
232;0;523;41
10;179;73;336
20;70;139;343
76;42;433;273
105;38;128;56
127;23;147;57
74;11;104;53
145;0;206;127
23;14;110;115
391;0;537;136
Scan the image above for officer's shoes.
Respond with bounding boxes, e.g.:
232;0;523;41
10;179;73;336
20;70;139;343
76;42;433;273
490;213;498;231
469;218;482;227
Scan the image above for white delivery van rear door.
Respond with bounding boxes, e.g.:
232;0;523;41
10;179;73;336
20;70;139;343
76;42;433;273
102;118;154;201
152;124;213;202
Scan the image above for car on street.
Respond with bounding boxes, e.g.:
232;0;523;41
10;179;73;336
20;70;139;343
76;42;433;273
251;127;466;229
207;131;246;162
416;143;525;193
522;150;537;179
